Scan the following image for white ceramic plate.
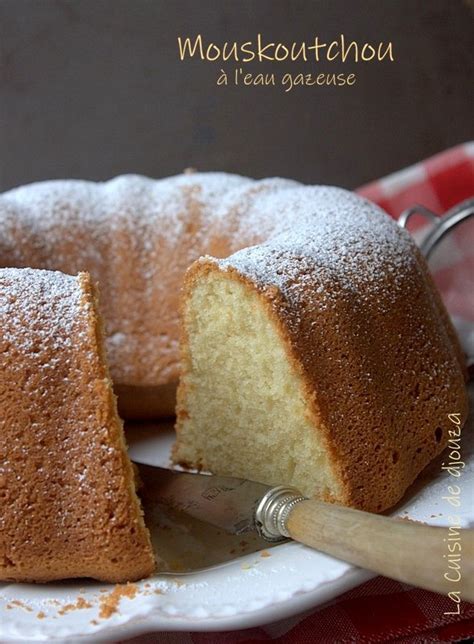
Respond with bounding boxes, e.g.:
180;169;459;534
1;389;472;643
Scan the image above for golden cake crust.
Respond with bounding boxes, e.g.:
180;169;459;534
0;268;155;582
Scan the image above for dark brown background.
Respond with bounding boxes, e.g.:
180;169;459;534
0;0;472;191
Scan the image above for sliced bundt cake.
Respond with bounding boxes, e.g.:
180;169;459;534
0;268;155;582
173;189;468;513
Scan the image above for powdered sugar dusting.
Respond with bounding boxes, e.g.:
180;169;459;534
0;268;91;357
0;173;416;387
216;185;418;311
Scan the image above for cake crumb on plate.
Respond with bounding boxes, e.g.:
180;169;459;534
99;583;138;619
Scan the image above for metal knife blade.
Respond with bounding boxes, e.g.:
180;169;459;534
136;462;272;535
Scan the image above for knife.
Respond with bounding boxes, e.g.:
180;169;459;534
136;463;474;601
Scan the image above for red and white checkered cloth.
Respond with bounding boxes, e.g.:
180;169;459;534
128;143;474;643
359;142;474;364
358;142;474;220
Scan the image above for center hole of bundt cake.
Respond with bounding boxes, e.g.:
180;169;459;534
174;270;339;500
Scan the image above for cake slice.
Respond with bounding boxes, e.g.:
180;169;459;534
173;216;468;513
0;268;155;582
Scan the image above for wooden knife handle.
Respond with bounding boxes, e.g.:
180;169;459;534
286;499;474;602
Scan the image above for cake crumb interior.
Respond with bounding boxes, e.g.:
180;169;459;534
175;271;339;499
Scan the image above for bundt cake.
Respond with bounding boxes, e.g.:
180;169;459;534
173;187;468;513
0;172;468;587
0;268;155;582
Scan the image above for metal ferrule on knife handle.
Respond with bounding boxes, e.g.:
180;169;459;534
255;486;307;541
